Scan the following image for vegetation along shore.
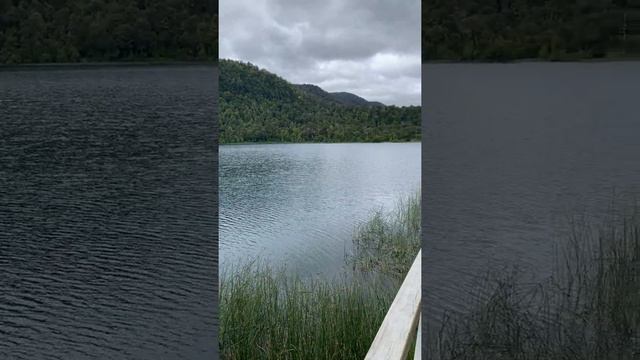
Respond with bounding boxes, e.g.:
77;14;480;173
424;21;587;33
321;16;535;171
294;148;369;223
219;192;421;359
0;0;217;64
423;0;640;61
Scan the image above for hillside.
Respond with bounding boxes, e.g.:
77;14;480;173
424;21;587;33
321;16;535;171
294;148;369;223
219;59;421;143
0;0;217;64
423;0;640;61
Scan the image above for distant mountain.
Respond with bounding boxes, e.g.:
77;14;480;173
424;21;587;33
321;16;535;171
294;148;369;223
219;59;420;143
293;84;342;105
294;84;384;108
329;92;385;107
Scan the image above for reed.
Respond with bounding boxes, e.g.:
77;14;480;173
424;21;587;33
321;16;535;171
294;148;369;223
219;264;395;359
431;205;640;360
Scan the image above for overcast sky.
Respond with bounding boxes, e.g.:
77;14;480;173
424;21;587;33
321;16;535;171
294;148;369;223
220;0;421;106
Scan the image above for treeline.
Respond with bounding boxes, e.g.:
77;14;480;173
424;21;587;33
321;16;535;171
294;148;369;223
423;0;640;61
219;59;421;144
0;0;217;64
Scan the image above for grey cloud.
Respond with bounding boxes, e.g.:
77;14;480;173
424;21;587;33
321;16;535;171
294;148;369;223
220;0;420;106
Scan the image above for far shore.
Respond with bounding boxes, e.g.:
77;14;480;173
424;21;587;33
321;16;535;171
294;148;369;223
0;60;217;70
219;140;422;146
422;54;640;65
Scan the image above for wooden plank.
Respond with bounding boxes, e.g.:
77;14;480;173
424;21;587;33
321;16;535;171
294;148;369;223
365;250;422;360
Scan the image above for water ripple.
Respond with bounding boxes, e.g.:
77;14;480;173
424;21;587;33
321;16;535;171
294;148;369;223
219;143;421;278
0;65;218;359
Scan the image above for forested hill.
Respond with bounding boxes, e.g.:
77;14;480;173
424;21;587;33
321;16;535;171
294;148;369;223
423;0;640;61
0;0;217;64
219;59;421;144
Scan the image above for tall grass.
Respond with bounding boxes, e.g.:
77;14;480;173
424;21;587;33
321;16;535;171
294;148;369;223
219;264;395;359
219;192;421;359
431;206;640;360
349;191;421;280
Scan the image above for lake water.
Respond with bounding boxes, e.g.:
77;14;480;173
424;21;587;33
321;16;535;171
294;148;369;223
220;142;421;278
422;62;640;331
0;65;218;359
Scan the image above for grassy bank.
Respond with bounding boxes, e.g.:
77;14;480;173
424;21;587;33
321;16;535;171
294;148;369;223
220;192;421;359
431;205;640;360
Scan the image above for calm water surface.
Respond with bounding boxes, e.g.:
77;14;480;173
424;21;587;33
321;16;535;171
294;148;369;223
422;62;640;331
220;142;420;277
0;65;217;359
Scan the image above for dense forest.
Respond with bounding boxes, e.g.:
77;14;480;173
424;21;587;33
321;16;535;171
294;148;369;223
423;0;640;61
0;0;217;64
219;59;421;144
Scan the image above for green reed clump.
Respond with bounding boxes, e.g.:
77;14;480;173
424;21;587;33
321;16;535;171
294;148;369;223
349;191;421;279
431;206;640;360
219;263;395;359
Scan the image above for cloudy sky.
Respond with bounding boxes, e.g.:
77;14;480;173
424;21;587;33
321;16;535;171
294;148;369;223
220;0;421;106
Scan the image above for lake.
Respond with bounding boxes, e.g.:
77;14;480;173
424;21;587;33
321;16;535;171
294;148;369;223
422;62;640;330
220;142;421;278
0;65;218;359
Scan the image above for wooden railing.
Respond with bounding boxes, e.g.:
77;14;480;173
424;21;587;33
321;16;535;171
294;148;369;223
365;249;422;360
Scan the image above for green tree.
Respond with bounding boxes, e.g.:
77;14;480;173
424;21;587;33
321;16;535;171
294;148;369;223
0;0;218;64
423;0;640;61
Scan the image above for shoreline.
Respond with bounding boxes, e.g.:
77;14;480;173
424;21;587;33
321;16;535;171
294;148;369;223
219;140;422;146
0;60;218;70
422;55;640;65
